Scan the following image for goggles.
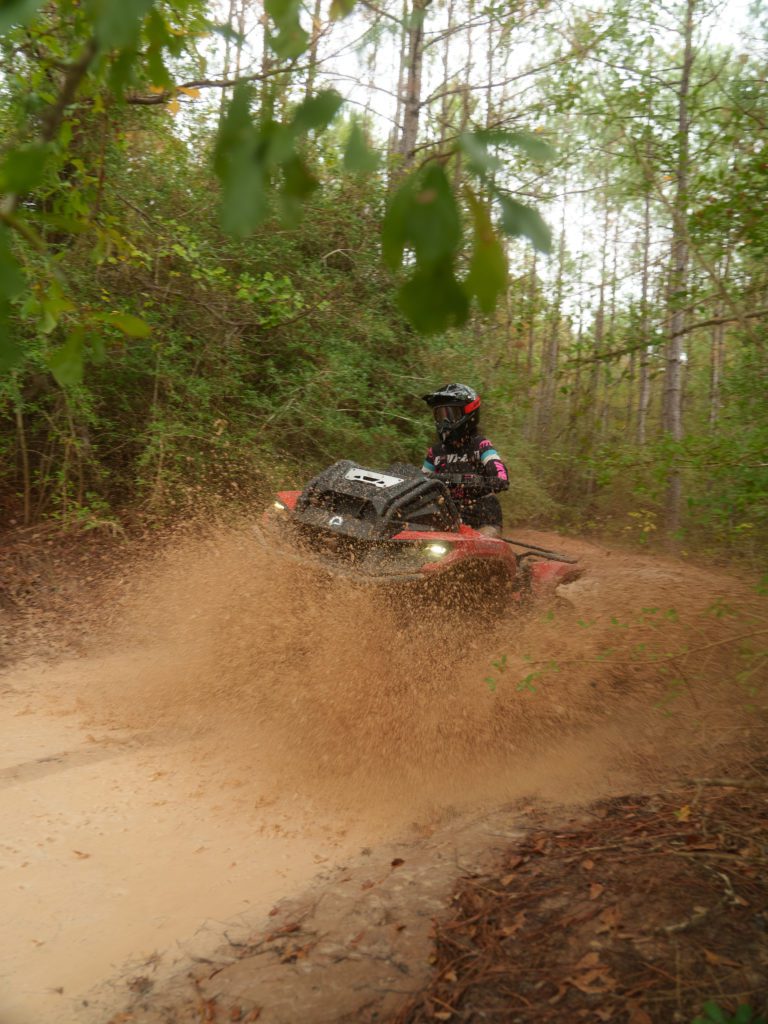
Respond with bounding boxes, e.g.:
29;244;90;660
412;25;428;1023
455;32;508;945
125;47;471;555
432;405;465;423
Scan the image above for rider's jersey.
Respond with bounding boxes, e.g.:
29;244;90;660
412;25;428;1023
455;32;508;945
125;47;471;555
422;434;509;489
422;435;509;528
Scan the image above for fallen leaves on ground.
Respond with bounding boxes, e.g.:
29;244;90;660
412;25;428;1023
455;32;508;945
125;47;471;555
390;775;768;1024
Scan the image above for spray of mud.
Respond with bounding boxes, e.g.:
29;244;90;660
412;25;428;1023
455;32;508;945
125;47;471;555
56;522;766;824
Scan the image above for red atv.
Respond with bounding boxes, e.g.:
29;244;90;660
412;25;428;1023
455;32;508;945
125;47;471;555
263;460;580;606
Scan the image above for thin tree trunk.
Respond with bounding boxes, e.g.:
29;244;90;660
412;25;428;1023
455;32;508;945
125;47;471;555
398;0;430;168
453;0;473;189
637;187;652;445
663;0;695;538
536;202;566;445
390;0;410;162
219;0;237;123
439;0;454;148
709;301;725;429
304;0;324;101
15;402;31;526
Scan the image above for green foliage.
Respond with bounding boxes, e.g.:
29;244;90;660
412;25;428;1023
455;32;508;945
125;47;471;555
381;131;554;333
692;1001;767;1024
213;85;344;236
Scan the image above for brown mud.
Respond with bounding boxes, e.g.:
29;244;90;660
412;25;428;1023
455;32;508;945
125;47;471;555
1;523;766;1023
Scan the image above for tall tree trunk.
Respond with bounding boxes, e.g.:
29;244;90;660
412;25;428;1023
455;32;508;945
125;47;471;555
304;0;324;101
637;187;652;445
662;0;695;538
398;0;431;169
453;0;474;189
390;0;410;162
439;0;454;148
219;0;237;124
536;202;566;445
709;300;725;429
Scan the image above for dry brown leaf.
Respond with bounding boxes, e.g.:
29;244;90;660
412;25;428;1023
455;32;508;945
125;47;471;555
703;949;742;968
597;905;622;933
567;969;616;994
500;910;527;937
676;805;692;822
581;858;595;871
549;982;569;1005
590;882;606;900
627;999;652;1024
575;951;602;969
433;1012;452;1021
391;858;405;868
442;969;458;983
73;850;91;859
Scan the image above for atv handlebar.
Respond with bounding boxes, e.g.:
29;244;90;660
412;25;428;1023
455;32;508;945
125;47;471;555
438;473;507;494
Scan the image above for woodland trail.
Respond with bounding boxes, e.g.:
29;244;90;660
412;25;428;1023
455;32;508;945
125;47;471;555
0;525;765;1023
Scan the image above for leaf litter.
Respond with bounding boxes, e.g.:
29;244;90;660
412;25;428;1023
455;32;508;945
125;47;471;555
391;775;768;1024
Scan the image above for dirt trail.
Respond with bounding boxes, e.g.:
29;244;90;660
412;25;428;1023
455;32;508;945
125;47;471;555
0;525;765;1023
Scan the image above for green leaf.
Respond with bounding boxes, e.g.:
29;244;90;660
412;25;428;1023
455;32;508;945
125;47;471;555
465;190;507;313
383;164;461;272
265;0;309;58
92;0;154;49
0;310;23;371
343;122;380;173
397;260;469;334
0;225;25;300
0;0;44;33
214;84;269;236
409;165;461;267
381;176;415;270
330;0;356;16
281;155;317;199
458;132;503;176
97;311;151;337
0;142;50;194
208;21;246;46
497;194;552;253
291;90;343;133
48;328;85;386
733;1007;755;1024
484;129;556;163
701;1001;727;1023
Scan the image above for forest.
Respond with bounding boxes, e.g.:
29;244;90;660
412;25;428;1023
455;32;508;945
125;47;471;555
0;0;766;563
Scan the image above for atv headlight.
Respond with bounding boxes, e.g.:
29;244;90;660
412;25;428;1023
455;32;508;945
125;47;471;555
424;542;448;558
273;500;287;511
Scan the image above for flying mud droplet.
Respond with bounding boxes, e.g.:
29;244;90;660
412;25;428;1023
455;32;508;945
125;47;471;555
70;523;766;818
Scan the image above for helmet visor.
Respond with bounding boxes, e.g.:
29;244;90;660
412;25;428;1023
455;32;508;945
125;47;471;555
432;404;464;423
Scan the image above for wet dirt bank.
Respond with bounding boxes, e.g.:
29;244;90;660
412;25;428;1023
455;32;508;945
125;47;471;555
1;524;765;1023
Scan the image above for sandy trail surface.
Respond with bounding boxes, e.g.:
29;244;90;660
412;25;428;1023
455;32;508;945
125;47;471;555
0;658;375;1024
1;526;764;1023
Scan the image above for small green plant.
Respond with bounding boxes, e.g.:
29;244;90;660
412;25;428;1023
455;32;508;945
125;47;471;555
692;1001;767;1024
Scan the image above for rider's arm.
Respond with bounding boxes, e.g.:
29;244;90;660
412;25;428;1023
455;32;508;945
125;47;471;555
477;439;509;492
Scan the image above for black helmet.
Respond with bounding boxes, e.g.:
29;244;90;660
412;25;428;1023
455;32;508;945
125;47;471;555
422;383;481;443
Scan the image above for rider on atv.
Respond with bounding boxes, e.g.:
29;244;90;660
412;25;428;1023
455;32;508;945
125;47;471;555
421;383;509;538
